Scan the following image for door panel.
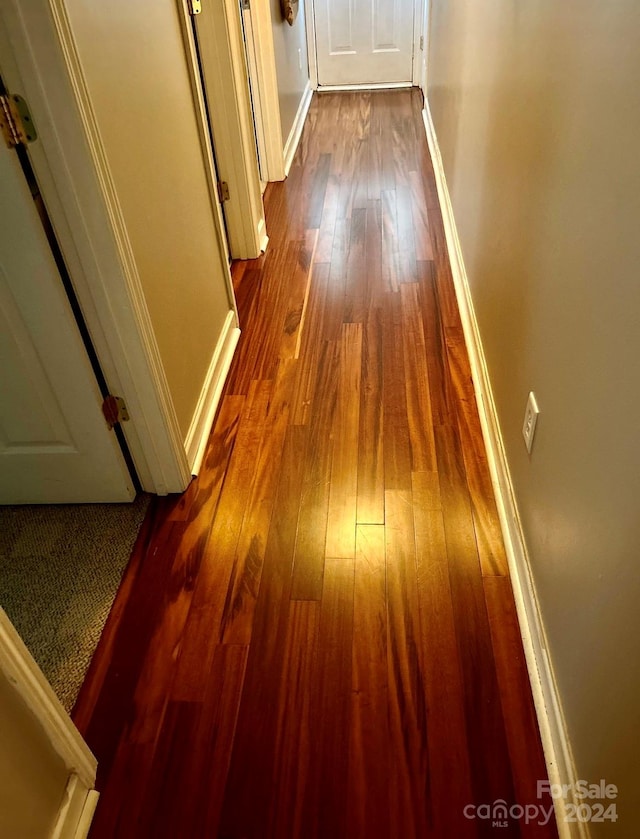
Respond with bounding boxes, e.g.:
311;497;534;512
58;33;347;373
0;144;134;504
315;0;415;85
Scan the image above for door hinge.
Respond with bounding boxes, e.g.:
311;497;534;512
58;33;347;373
217;180;230;203
241;0;250;10
187;0;202;14
419;35;424;51
0;93;37;148
102;395;130;429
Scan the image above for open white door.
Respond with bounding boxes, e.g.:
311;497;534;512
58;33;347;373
0;609;98;839
313;0;415;86
0;124;135;504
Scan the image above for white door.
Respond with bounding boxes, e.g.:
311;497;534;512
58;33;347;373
314;0;415;86
0;139;135;504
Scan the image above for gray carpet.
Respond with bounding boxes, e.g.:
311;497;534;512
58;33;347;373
0;494;150;712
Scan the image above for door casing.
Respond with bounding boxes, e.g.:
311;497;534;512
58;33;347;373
0;0;253;494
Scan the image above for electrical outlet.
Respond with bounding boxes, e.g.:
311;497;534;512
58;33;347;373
522;392;540;454
298;48;302;71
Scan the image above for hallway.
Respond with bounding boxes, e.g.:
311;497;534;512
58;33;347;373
74;89;556;838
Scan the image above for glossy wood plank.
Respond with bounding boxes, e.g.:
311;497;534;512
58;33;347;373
291;339;339;599
130;644;246;839
220;361;295;645
279;233;317;361
356;306;385;524
434;421;517;812
267;601;319;838
396;183;418;283
218;426;306;837
385;489;429;838
412;470;477;837
382;292;412;491
445;325;509;575
167;382;270;701
343;207;368;324
303;559;355;839
419;263;456;426
428;213;463;330
326;322;363;558
401;282;437;472
410;169;434;261
347;525;389;839
381;189;400;293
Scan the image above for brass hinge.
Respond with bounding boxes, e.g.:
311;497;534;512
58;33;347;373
419;35;424;51
0;93;37;148
102;395;130;429
217;180;230;203
187;0;202;14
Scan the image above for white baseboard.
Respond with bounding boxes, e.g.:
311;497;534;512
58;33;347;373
257;216;269;253
422;102;587;839
283;81;313;176
317;81;412;92
51;775;98;839
73;790;99;839
184;310;240;475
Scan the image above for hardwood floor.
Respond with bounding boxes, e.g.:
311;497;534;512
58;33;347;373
74;89;557;838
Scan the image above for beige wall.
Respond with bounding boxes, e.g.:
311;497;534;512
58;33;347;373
0;671;68;837
65;0;233;438
428;1;640;831
270;0;309;144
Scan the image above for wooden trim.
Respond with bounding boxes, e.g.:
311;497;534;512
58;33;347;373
240;5;269;182
73;790;100;839
176;2;239;322
283;81;313;176
50;775;99;839
257;215;269;253
0;609;97;787
185;312;241;475
304;0;319;90
411;0;425;86
0;1;192;494
243;0;286;182
191;0;266;259
422;100;586;839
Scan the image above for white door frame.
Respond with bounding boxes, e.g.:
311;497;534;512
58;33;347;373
305;0;426;90
189;0;269;255
0;1;248;495
241;0;286;183
0;608;99;838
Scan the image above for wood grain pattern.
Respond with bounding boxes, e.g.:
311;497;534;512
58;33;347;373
412;470;477;837
267;601;319;838
446;325;509;576
401;282;437;472
326;322;363;558
434;421;517;813
303;559;355;839
356;306;384;523
347;525;389;839
291;339;339;599
76;89;555;839
385;489;429;838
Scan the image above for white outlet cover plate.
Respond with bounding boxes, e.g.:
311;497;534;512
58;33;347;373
522;391;540;453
